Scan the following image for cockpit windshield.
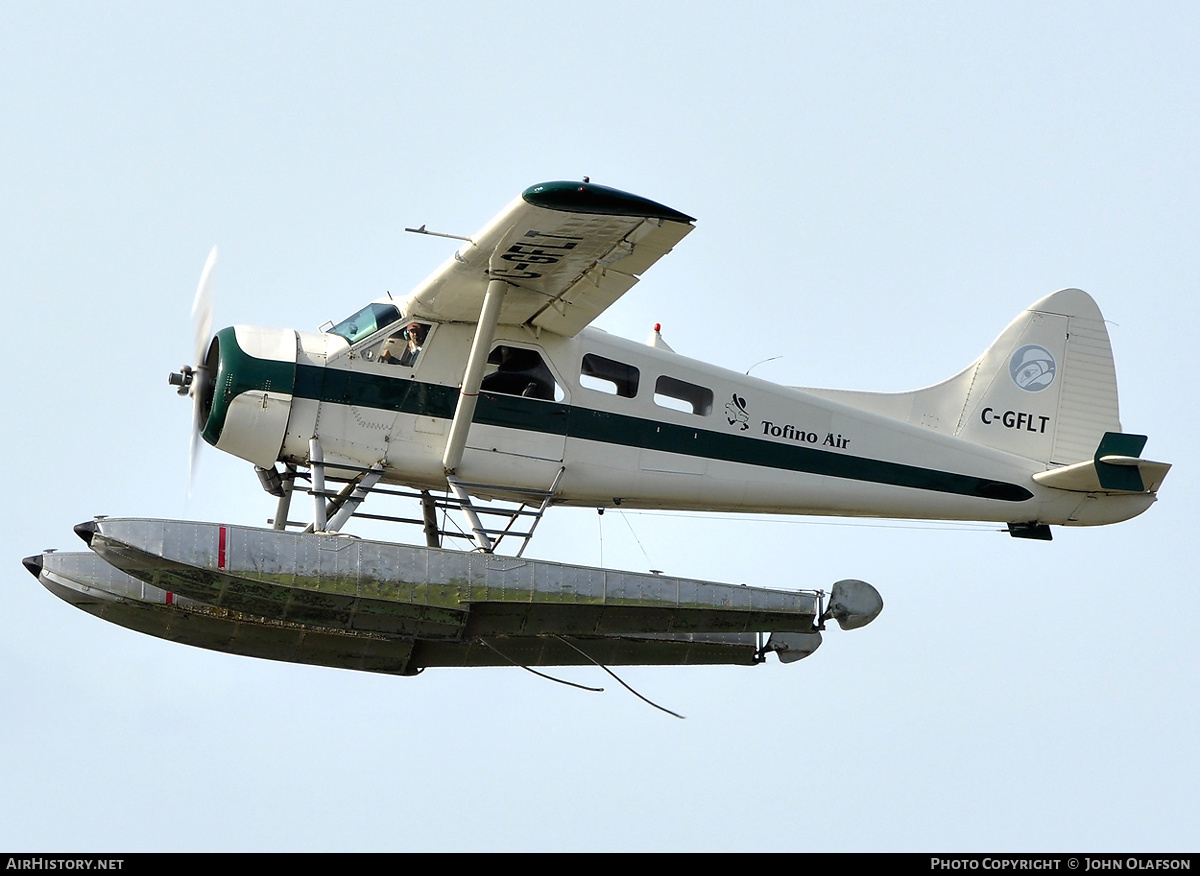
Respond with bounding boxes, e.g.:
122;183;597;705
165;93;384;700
326;302;400;344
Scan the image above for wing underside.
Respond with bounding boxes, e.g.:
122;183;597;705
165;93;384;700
401;181;695;337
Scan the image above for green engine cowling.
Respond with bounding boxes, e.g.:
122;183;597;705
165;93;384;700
200;325;297;467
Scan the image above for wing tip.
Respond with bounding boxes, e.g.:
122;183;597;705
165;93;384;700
522;181;695;224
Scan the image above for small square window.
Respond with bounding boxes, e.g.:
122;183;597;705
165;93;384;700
654;375;712;416
580;354;639;398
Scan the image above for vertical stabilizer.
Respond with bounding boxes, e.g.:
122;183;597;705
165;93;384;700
803;289;1122;466
952;288;1121;465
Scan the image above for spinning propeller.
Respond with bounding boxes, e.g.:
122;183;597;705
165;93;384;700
167;246;217;493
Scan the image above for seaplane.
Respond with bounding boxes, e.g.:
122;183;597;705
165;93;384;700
24;180;1170;682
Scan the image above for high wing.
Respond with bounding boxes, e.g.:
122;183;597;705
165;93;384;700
401;181;695;337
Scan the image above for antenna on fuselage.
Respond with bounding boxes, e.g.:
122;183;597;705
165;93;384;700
746;355;782;375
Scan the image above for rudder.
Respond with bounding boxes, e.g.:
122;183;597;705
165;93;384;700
950;288;1120;465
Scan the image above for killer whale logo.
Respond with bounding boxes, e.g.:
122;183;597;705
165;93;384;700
1009;344;1056;392
726;394;750;430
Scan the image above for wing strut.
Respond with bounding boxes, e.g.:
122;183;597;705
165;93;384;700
442;276;510;475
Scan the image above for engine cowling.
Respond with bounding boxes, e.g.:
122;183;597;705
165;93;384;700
199;325;297;468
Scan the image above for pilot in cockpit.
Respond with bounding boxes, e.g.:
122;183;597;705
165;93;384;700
380;322;427;367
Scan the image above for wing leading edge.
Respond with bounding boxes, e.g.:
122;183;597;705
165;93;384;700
401;181;695;337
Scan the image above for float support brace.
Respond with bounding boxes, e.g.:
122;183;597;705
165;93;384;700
324;464;385;533
272;464;296;531
447;476;493;552
421;490;441;548
309;437;327;532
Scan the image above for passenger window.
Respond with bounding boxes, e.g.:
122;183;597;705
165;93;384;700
482;346;564;401
654;375;712;416
580;354;639;398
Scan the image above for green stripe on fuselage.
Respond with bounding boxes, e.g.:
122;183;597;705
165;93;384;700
288;366;1032;503
294;365;459;419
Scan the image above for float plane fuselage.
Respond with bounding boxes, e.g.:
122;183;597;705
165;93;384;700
200;182;1167;538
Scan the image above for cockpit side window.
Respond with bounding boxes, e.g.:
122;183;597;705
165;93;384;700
327;303;400;345
375;321;429;367
482;345;563;401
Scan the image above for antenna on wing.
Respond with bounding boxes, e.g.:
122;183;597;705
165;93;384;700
404;224;473;242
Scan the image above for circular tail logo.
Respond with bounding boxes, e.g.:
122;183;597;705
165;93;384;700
1009;344;1056;391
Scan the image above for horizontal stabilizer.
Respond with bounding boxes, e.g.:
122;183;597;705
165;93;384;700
1032;431;1171;493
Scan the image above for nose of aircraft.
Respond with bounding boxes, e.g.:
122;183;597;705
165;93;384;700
192;325;298;468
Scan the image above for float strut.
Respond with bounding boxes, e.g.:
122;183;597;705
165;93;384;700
272;464;296;530
421;490;441;549
309;437;327;532
324;465;385;533
446;476;493;552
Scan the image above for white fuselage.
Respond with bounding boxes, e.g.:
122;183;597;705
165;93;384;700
231;318;1151;529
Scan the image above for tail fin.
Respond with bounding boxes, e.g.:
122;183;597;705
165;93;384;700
941;287;1119;466
807;289;1122;466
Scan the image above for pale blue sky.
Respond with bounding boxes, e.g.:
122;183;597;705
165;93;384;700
3;1;1197;851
